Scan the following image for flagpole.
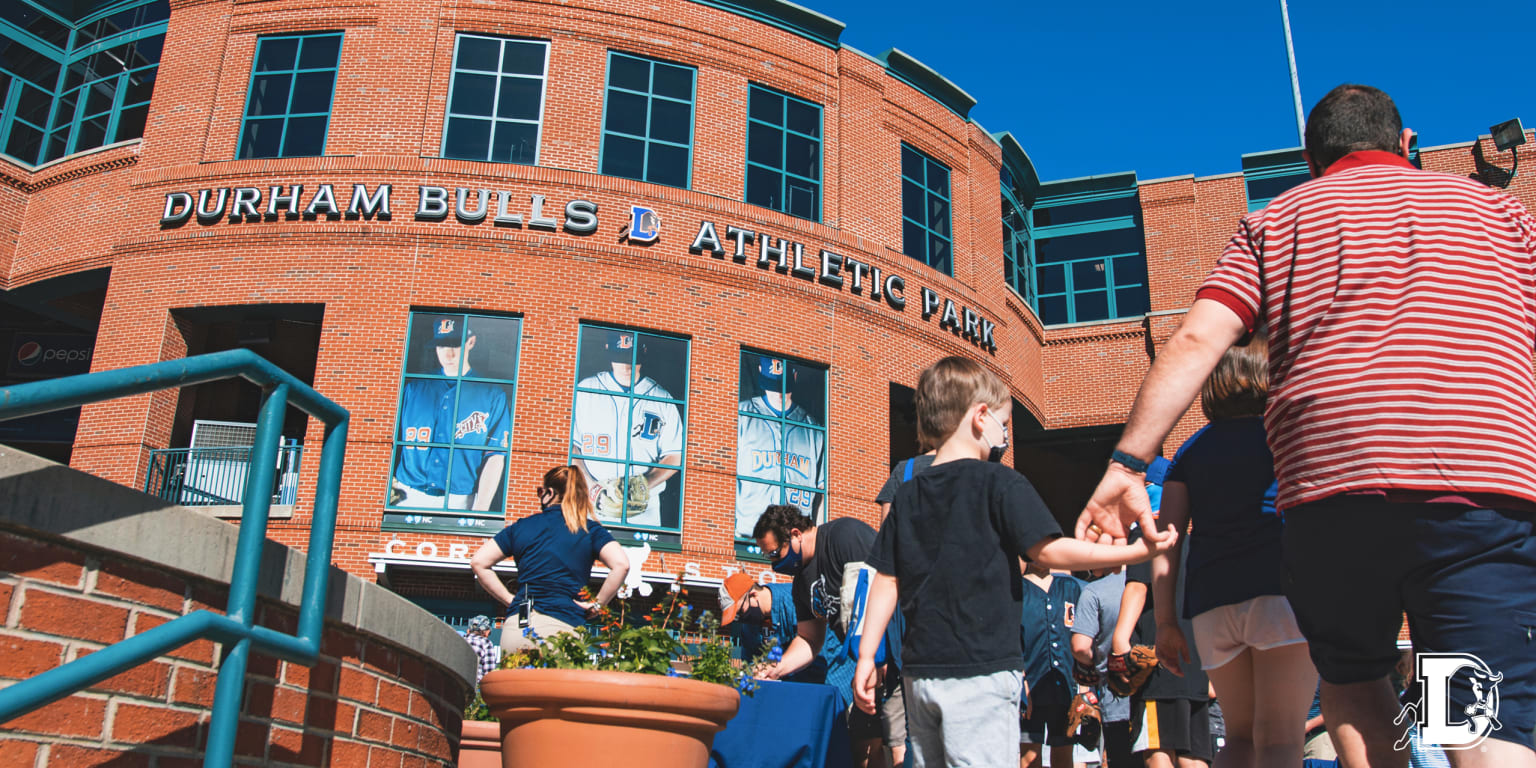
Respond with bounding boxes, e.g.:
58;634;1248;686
1280;0;1306;145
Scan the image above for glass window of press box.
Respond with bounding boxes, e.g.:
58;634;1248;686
600;51;695;190
0;0;167;166
385;312;522;535
237;32;342;159
900;142;953;275
745;84;822;222
1001;162;1035;306
568;325;690;549
1030;181;1150;326
734;351;828;557
442;34;547;165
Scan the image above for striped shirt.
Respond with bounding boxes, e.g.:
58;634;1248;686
1197;150;1536;512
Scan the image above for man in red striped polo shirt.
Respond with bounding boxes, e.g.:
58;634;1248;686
1076;84;1536;768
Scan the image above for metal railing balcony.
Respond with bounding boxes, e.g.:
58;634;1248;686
0;349;349;768
145;441;304;508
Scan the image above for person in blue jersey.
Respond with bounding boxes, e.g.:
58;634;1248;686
1020;561;1087;768
735;356;827;538
391;316;511;511
470;465;630;654
1151;330;1315;768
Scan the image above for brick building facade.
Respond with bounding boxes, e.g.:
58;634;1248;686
2;0;1532;625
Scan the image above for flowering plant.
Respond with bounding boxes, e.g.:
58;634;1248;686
496;574;760;695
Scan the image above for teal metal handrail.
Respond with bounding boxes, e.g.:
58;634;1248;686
0;349;349;768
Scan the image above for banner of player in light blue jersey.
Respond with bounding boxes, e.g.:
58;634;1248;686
570;328;686;529
390;315;516;513
735;354;827;537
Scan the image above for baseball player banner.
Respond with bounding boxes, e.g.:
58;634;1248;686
735;351;827;544
387;313;520;521
569;326;689;537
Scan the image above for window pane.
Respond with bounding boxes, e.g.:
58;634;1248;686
927;194;950;237
238;118;283;159
496;76;541;121
608;54;649;92
1037;263;1065;295
1073;259;1108;291
450;72;495;116
648;97;691;145
281;115;327;156
255;37;299;72
646;142;688;188
246;74;292;117
785;132;818;180
651;62;692;100
5;123;44;163
297;35;340;70
288;71;335;114
114;104;148;141
601;135;645;180
901;179;924;225
900;144;922;183
491;121;538;165
902;219;926;262
501;41;545;76
925;161;949;195
1115;287;1150;318
749;87;782;124
604;90;647;137
443;117;492;160
786;178;818;221
928;234;950;273
735;479;782;537
1074;290;1109;322
1112;255;1148;287
1039;295;1069;325
745;164;781;209
123;70;156;105
747;120;781;168
85;81;116;116
76;115;108;151
456;36;500;72
15;85;51;125
785;98;818;138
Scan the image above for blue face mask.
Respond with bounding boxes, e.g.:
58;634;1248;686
771;537;803;575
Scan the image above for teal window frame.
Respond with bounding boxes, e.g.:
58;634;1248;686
1241;142;1422;212
441;33;549;165
744;83;822;221
236;31;343;160
900;142;952;275
598;50;696;189
383;311;523;529
0;0;168;166
1032;187;1149;325
567;324;691;543
734;349;829;557
1001;168;1035;305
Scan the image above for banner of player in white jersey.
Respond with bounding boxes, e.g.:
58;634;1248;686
569;327;688;530
735;352;828;538
388;314;520;514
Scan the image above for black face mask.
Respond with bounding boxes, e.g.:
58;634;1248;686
740;606;766;625
985;412;1010;463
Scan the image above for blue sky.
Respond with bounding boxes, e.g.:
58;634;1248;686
816;0;1536;182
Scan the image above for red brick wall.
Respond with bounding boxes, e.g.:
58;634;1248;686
0;529;468;767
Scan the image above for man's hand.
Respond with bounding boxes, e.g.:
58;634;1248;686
1156;622;1191;677
1076;463;1168;544
853;657;879;715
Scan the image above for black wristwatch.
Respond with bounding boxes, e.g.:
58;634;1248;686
1109;449;1150;473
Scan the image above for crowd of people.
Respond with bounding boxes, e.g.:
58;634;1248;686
458;83;1535;768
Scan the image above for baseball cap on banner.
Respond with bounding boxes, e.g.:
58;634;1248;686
605;329;637;362
718;573;756;626
432;317;471;345
757;356;785;392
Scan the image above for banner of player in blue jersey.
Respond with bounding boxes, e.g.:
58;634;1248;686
389;313;520;514
570;327;688;530
735;352;827;538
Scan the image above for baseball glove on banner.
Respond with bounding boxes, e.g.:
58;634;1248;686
596;476;650;520
1106;645;1159;697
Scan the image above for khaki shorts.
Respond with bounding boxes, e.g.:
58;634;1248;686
498;610;577;654
1191;595;1305;671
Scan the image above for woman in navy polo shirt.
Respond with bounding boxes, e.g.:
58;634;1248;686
471;465;630;653
1150;330;1317;768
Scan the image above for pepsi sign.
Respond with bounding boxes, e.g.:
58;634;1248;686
8;333;94;378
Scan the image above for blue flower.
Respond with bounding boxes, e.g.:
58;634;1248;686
666;668;683;677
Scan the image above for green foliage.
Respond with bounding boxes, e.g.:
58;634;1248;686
464;690;495;722
497;576;757;695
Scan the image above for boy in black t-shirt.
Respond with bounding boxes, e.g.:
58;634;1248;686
854;356;1176;768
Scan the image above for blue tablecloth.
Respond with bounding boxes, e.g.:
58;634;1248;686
710;680;852;768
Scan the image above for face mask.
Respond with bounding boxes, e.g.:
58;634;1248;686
771;537;804;575
985;411;1010;463
740;606;766;625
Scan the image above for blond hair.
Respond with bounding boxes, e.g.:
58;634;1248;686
915;357;1009;450
543;465;594;533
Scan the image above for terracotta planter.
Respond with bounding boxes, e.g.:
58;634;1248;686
478;668;740;768
458;720;502;768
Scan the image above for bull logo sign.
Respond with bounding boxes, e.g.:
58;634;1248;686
625;206;661;243
1395;652;1503;750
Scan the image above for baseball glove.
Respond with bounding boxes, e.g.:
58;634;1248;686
1106;645;1159;697
1066;690;1102;747
1073;660;1102;687
595;476;650;520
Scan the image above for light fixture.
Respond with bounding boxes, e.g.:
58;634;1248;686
1491;118;1527;153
